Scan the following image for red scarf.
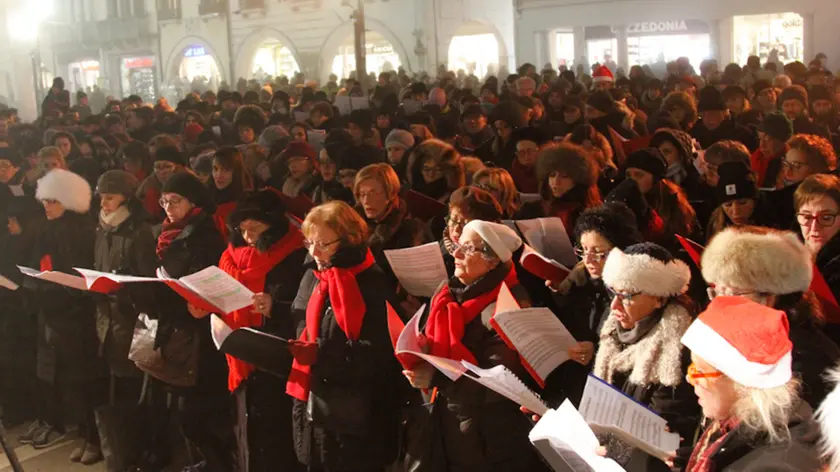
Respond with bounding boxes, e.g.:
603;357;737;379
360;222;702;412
686;417;740;472
425;264;519;364
156;208;202;259
213;201;238;242
218;227;305;392
286;250;376;401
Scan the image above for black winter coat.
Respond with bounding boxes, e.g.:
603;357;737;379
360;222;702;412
93;204;158;377
407;262;548;472
29;211;105;384
152;211;227;393
816;234;840;344
290;246;401;470
690;118;757;152
786;303;840;408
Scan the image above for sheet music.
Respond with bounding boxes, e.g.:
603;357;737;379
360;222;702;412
74;268;159;285
492;307;576;382
579;375;679;459
210;314;234;350
403;99;428;116
334;96;352;115
350;97;370;110
293;111;309;123
516;218;577;268
17;266;88;291
384;242;448;297
462;361;549;416
396;307;467;381
178;266;255;315
0;275;18;291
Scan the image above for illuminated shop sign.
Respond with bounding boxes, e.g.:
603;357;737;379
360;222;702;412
184;46;207;58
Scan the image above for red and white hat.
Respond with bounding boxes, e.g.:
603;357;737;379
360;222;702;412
592;65;615;84
681;296;792;389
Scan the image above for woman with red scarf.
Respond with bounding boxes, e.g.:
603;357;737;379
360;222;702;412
147;172;231;471
207;146;253;240
286;201;401;472
402;220;547;471
216;189;306;472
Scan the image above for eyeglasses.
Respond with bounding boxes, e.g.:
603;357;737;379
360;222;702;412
606;287;640;305
159;196;185;208
445;214;468;230
356;189;384;200
781;159;808;172
449;240;493;258
687;362;724;386
574;246;609;262
303;238;340;252
797;212;838;228
706;285;759;300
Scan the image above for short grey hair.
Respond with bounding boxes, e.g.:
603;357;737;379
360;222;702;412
517;76;536;92
773;74;792;90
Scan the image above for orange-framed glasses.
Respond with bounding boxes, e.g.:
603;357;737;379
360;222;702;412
687;362;724;385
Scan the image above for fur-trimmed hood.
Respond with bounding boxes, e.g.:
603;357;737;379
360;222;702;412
406;138;465;191
818;364;840;472
702;227;812;295
36;168;92;214
594;302;692;388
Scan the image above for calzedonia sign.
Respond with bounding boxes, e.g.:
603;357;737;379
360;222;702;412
627;21;690;34
585;19;709;39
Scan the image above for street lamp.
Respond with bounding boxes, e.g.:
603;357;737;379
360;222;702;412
7;0;54;114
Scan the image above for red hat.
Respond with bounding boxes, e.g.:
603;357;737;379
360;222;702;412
681;296;793;389
592;65;614;84
184;123;204;144
279;141;317;163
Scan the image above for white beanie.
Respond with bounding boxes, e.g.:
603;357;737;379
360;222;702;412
36;168;92;214
463;220;522;263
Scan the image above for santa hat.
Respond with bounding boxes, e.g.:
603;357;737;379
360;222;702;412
463;220;522;263
817;364;840;472
702;227;812;295
592;65;614;84
602;242;690;297
36;169;92;214
681;296;793;389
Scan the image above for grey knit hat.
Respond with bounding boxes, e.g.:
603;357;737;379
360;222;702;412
385;129;415;150
96;170;139;199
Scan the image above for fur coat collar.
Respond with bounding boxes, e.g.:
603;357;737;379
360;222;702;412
593;302;691;388
365;198;409;248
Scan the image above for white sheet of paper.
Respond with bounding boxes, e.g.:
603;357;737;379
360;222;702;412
580;374;680;459
0;275;18;291
396;306;467;381
403;99;428;116
178;266;255;315
8;185;24;197
210;314;234;350
462;361;549;416
492;307;576;382
384;242;448;298
74;268;160;286
17;266;88;291
334;96;352;116
516;218;577;268
529;401;625;472
350;97;370;110
293;111;309;123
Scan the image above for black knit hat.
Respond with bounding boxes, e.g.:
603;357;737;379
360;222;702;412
753;80;773;96
779;85;809;107
810;85;833;104
510;126;548;147
96;170;139;199
161;172;215;213
228;189;289;233
461;104;485;119
0;148;23;168
347;109;373;130
586;90;616;115
153;146;186;167
574;201;643;250
715;161;757;205
605;179;652;231
722;85;748;101
697;86;727;112
758;112;794;143
624;147;668;180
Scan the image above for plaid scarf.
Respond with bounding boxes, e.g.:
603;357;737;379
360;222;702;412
686;417;740;472
155;208;202;259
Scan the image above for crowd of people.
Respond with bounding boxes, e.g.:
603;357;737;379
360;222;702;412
1;51;840;472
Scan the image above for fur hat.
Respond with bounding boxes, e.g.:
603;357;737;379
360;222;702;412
234;104;267;134
96;170;139;199
682;296;793;389
161;171;215;213
602;242;691;297
463;220;522;263
574;202;643;250
701;227;812;295
715;161;757;205
36;169;92;214
758;112;794;143
779;85;809;108
817;364;840;472
536;142;597;187
697;86;727;112
624;147;668;181
385;129;415;150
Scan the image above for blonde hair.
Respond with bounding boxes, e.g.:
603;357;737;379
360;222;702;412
38;146;64;164
353;163;401;202
303;200;369;246
731;377;801;444
473;167;519;216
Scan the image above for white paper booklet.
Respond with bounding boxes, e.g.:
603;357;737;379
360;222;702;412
384;242;448;297
579;374;680;461
530;400;625;472
516;217;577;268
157;266;255;315
0;275;19;291
490;283;576;386
18;266;89;291
462;361;549;417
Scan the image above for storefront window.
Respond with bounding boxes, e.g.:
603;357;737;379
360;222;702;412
554;31;575;68
178;45;221;91
68;60;100;95
252;41;300;80
121;56;156;102
331;31;401;80
626;20;711;70
733;13;804;66
448;33;499;78
586;38;617;70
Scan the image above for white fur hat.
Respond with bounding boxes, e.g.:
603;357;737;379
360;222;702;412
817;364;840;472
463;220;522;263
36;168;92;214
602;243;691;297
701;227;812;295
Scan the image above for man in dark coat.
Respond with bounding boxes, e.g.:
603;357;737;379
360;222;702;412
41;77;70;118
691;87;757;151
